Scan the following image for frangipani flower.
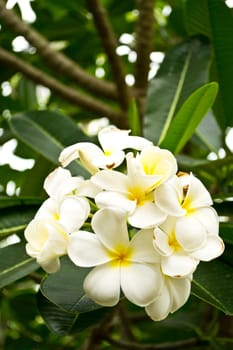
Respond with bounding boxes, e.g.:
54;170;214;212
92;147;177;228
152;216;224;277
44;167;100;201
68;207;162;307
25;218;69;273
155;172;221;252
145;274;192;321
35;195;90;233
59;126;152;173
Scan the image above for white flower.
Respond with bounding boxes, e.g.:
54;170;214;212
92;147;177;228
59;126;152;172
25;218;69;273
152;216;224;277
154;172;223;253
68;207;162;307
44;167;100;201
35;196;90;233
145;274;192;321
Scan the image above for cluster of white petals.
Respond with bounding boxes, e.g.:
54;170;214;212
25;126;224;321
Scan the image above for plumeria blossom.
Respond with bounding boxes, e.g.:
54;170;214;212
145;274;192;321
59;126;152;173
23;126;225;322
155;172;222;252
92;146;177;228
25;218;69;273
68;207;162;307
152;216;224;277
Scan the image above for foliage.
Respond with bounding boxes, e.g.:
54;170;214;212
0;0;233;349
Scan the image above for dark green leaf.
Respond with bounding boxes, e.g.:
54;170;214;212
160;82;218;154
0;242;39;288
37;290;78;335
9;110;89;176
192;259;233;315
185;0;233;128
0;203;40;239
40;256;102;313
143;39;211;144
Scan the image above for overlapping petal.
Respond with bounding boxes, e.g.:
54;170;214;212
121;263;162;306
84;263;121;307
145;274;192;321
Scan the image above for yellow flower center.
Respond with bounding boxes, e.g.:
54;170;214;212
127;186;153;206
109;245;133;267
168;231;181;252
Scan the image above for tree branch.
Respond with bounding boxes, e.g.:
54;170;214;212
0;47;127;127
134;0;155;117
0;0;118;101
86;0;131;110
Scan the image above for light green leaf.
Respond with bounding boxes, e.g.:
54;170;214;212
192;259;233;315
0;242;39;288
40;256;101;313
143;39;211;144
8;110;89;177
128;98;141;136
160;82;218;154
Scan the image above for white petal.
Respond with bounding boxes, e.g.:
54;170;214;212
35;198;57;220
121;263;162;306
182;173;213;208
193;207;219;236
92;150;125;169
191;236;224;261
39;256;61;274
161;254;198;277
25;219;49;251
128;201;167;229
92;170;128;192
44;167;71;197
153;227;173;256
139;146;177;182
78;143;103;174
175;216;207;251
91;207;130;250
77;179;101;198
123;135;152;150
84;263;121;306
155;179;185;216
98;126;129;151
95;191;136;214
59;197;90;232
130;229;160;263
168;276;192;313
145;280;171;321
68;231;110;267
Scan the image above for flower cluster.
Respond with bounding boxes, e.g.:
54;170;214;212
25;126;224;321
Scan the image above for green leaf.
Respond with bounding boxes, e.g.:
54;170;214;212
160;82;218;154
185;0;211;37
40;256;102;313
128;98;141;136
195;111;222;153
8;110;89;176
37;290;78;335
143;39;211;144
192;259;233;315
220;222;233;245
0;204;39;239
185;0;233;128
0;242;39;288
